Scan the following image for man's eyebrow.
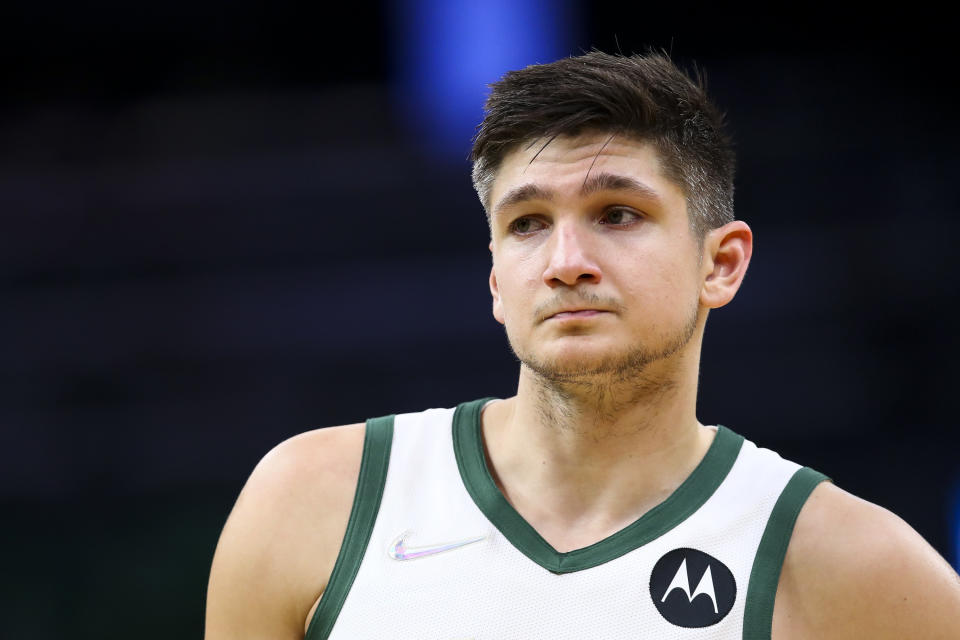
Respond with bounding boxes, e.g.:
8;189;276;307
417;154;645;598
581;172;662;202
493;173;662;216
492;183;554;215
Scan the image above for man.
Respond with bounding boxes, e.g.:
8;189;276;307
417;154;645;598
205;52;960;639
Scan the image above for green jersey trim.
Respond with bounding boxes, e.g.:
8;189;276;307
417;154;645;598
305;415;394;640
452;397;745;574
742;466;829;640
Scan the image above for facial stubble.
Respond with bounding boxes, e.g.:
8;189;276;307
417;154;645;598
508;297;701;391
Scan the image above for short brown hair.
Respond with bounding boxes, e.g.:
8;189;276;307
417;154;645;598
471;51;735;237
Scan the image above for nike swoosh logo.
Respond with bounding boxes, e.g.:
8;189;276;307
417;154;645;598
387;530;486;561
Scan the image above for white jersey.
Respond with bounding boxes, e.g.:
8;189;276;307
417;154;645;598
305;398;827;640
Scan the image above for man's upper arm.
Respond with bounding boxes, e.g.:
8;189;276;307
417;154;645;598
777;482;960;639
204;423;366;640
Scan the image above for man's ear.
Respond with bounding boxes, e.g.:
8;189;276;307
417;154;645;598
489;264;505;325
700;220;753;309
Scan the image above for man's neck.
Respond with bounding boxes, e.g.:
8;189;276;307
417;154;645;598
480;356;714;552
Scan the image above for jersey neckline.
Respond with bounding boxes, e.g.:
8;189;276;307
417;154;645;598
451;397;745;574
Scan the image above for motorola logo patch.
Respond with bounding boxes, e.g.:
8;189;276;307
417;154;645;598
649;548;736;627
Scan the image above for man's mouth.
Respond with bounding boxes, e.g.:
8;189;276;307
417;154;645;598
535;296;623;323
547;309;609;320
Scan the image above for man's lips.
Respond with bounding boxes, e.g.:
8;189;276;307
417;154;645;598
534;297;623;323
545;309;610;321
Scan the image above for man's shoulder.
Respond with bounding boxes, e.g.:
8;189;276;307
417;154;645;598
205;423;366;639
774;482;960;639
230;423;368;538
232;421;368;569
252;422;368;499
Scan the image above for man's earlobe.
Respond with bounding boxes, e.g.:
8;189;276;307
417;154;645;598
489;266;505;325
700;221;753;309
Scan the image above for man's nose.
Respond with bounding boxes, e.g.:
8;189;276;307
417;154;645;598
542;221;602;287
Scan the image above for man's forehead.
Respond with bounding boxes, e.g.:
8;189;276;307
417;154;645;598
489;133;672;211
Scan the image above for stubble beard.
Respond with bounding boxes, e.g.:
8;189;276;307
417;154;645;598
508;300;702;401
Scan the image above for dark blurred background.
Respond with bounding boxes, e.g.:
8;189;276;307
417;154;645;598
2;2;958;637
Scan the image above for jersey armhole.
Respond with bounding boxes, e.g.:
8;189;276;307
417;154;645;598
304;414;394;640
742;466;830;640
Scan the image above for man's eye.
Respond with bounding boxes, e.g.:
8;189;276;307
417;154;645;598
509;217;545;234
601;208;641;225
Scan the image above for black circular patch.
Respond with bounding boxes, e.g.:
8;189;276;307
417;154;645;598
649;548;736;628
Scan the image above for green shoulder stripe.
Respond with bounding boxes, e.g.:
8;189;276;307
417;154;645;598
742;466;829;640
304;415;394;640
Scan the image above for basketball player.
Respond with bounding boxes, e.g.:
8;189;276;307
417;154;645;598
205;53;960;639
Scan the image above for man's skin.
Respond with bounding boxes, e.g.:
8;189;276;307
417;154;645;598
205;132;960;639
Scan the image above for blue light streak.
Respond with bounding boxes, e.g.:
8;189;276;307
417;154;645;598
951;474;960;571
390;0;573;158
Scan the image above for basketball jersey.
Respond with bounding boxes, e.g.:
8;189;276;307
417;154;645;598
305;398;827;640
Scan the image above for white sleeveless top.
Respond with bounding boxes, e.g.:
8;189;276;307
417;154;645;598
306;399;826;640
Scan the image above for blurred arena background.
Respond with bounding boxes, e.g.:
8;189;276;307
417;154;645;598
2;2;958;637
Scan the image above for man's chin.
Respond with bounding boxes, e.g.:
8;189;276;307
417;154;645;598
510;304;700;387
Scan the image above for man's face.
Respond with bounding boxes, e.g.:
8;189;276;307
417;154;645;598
487;133;706;382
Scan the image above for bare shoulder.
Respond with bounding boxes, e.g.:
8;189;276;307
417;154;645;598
205;422;367;640
774;481;960;639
